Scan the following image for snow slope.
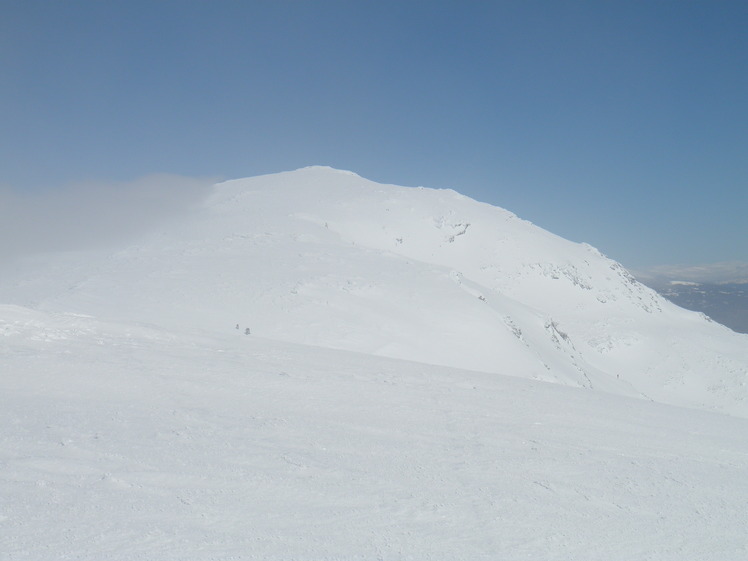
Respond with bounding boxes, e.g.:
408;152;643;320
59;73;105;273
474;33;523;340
3;167;748;559
3;305;748;560
4;166;746;416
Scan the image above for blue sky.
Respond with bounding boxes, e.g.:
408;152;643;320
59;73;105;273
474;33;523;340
2;1;746;270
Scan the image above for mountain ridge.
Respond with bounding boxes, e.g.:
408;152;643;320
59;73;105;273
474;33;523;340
3;166;747;416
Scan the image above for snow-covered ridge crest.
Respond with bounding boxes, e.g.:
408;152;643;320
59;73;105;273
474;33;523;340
4;166;748;559
4;166;748;416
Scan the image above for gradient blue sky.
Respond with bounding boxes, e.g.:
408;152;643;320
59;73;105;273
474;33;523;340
2;1;746;269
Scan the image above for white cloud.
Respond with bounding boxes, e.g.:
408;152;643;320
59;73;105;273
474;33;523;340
0;174;217;265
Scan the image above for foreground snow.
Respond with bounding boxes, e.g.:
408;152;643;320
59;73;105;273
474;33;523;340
3;306;748;560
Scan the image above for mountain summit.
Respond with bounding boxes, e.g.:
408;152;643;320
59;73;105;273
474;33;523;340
5;167;748;559
6;166;748;415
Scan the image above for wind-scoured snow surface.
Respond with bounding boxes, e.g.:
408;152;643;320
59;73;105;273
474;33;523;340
3;166;748;559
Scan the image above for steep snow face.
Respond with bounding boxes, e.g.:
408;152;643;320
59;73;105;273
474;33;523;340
4;166;747;415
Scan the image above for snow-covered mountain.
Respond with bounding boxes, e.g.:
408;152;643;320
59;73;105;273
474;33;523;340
4;166;748;559
3;166;747;415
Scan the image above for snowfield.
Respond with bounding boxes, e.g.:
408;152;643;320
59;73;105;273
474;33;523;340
2;167;748;559
3;307;748;561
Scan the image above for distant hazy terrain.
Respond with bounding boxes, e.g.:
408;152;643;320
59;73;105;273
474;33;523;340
638;280;748;334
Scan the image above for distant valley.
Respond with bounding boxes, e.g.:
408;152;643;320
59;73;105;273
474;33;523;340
639;280;748;334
